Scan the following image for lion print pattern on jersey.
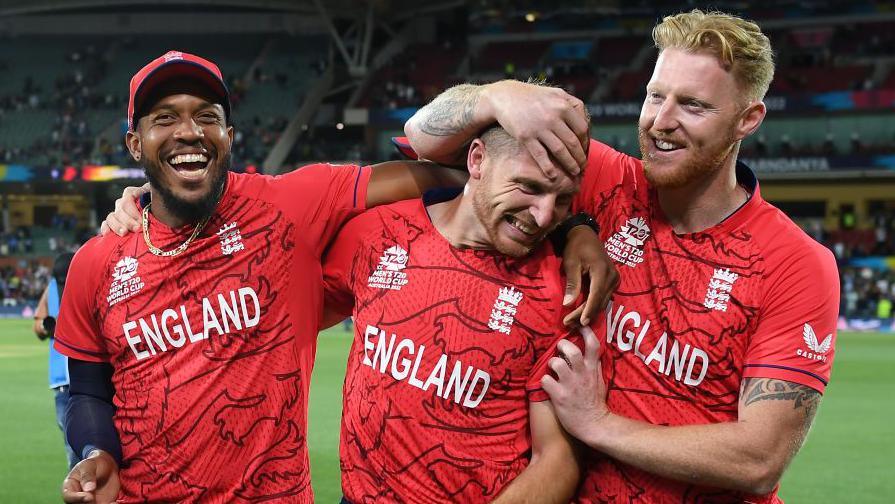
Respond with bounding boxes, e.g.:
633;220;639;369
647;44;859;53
99;191;312;502
335;204;563;503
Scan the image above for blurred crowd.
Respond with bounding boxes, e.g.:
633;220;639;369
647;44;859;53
0;41;304;168
740;131;895;159
800;212;895;320
0;228;34;256
0;225;85;307
0;260;50;307
2;22;895;170
1;219;892;325
841;266;893;320
0;44;119;167
0;221;85;258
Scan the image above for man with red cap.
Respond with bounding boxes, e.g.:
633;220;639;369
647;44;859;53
55;50;469;504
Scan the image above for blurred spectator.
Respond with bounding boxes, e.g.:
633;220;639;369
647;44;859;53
32;252;79;469
839;266;894;319
0;260;51;305
796;214;895;321
851;131;863;154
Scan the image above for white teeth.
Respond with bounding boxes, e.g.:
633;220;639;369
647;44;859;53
169;153;209;166
655;140;679;151
509;217;536;235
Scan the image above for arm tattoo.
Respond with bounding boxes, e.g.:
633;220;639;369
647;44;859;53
741;377;821;423
418;84;481;136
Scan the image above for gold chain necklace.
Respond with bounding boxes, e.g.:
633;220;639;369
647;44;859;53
142;203;211;257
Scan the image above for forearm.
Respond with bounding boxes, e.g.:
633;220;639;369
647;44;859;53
582;414;783;495
66;392;123;464
492;444;579;504
494;400;580;504
67;358;122;464
366;160;468;208
33;288;50;339
546;333;817;496
404;83;496;166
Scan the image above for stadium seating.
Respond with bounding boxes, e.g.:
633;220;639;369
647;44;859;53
358;42;465;109
471;40;551;74
0;33;328;166
594;35;646;69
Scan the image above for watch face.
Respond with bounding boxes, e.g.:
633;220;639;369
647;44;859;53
44;316;56;335
575;213;597;230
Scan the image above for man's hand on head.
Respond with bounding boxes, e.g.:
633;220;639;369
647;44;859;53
99;183;149;237
482;80;590;178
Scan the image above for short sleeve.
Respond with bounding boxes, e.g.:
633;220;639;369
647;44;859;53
525;253;573;402
526;327;584;403
573;139;639;217
54;242;110;362
322;212;376;317
271;163;372;256
744;243;840;393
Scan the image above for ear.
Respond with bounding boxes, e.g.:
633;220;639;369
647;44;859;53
125;130;142;162
227;125;234;147
735;100;766;141
466;138;486;180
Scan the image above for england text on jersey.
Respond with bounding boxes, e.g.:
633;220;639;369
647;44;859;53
123;287;260;361
363;324;491;408
602;301;709;386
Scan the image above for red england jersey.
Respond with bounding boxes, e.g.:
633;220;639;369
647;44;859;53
323;197;566;503
572;140;840;503
55;165;371;503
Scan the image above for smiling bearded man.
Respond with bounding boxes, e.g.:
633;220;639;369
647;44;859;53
132;79;231;225
54;50;474;504
55;50;371;504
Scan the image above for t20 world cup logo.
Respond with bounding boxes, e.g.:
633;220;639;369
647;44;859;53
112;256;139;282
619;217;651;247
379;245;408;271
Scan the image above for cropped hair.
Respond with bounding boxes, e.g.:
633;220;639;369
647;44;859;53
480;125;520;158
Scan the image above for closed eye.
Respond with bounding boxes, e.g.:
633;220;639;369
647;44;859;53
518;182;545;195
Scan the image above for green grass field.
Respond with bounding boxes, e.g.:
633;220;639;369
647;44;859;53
1;318;892;502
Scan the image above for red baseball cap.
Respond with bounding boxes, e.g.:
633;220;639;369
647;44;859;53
127;50;231;131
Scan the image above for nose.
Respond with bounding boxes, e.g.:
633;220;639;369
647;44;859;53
173;118;204;142
651;99;679;133
530;195;558;229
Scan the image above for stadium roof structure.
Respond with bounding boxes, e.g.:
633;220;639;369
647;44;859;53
0;0;463;20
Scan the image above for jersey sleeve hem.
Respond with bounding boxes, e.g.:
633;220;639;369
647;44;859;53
742;363;827;393
54;338;111;363
355;165;373;210
527;388;550;402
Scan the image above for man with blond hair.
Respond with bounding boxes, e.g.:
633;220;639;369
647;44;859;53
404;9;839;503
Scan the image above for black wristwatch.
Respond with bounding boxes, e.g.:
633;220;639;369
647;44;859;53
550;212;600;254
